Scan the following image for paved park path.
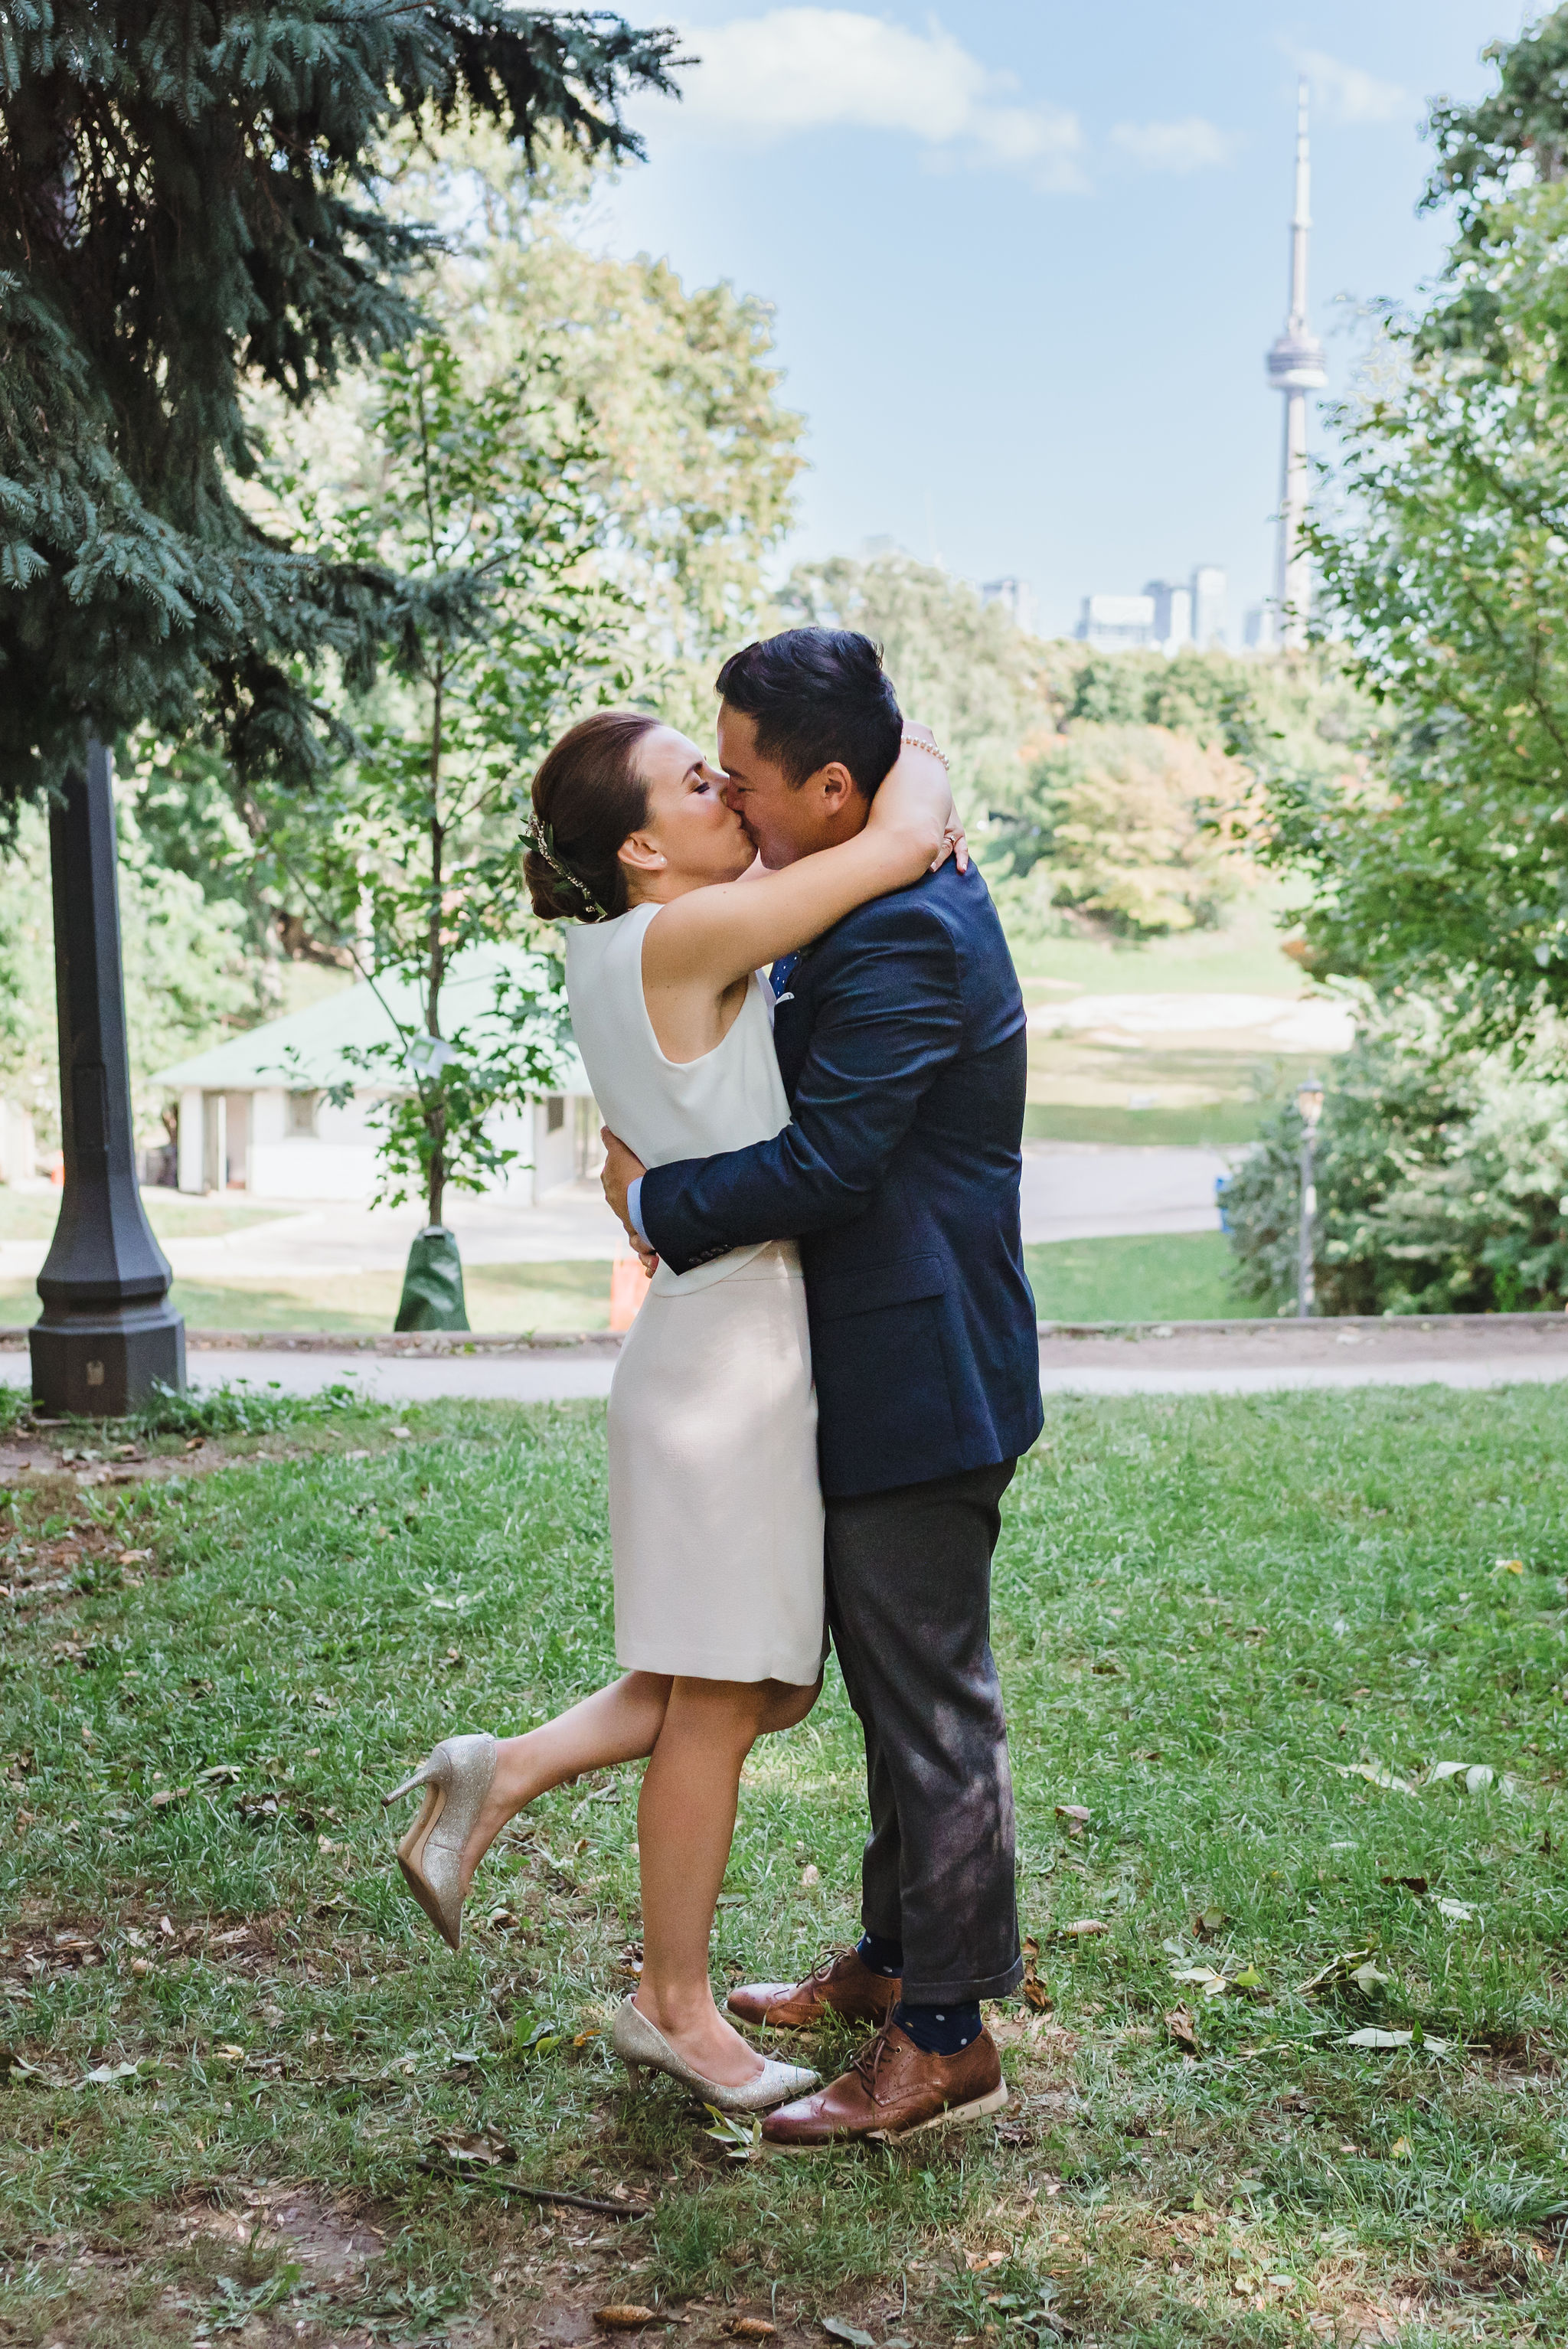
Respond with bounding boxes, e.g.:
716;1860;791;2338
5;1315;1563;1405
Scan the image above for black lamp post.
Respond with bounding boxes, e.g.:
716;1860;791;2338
30;740;185;1415
1295;1069;1325;1320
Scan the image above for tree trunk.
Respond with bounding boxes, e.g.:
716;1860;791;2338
31;740;186;1413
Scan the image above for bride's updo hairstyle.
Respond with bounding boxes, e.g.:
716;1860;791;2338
524;711;662;923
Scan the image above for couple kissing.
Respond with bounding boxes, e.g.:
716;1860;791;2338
384;625;1043;2149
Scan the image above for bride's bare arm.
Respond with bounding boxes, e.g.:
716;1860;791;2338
643;740;952;993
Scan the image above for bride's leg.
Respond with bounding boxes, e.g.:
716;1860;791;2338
459;1671;672;1896
633;1675;815;2086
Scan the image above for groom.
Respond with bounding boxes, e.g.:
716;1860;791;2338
601;626;1043;2146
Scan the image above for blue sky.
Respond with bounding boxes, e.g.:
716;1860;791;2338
586;1;1527;639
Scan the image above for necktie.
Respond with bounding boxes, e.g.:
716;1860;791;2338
771;951;799;999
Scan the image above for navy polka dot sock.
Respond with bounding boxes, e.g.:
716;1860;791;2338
893;1999;983;2056
856;1931;903;1977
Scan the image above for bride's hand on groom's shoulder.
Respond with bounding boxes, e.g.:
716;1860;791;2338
901;723;967;873
934;815;969;874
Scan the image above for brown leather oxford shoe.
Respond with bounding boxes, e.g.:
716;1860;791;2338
760;2020;1006;2148
727;1946;900;2032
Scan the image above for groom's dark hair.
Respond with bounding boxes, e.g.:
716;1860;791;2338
716;627;902;796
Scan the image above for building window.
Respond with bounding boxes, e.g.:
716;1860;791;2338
287;1090;318;1137
547;1096;565;1133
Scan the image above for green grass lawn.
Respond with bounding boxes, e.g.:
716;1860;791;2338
1024;1100;1281;1148
3;1384;1566;2347
1026;1232;1264;1323
0;1259;616;1335
1005;888;1310;995
0;1189;292;1243
0;1241;1254;1335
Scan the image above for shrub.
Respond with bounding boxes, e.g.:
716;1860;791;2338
985;721;1250;939
1223;1003;1568;1314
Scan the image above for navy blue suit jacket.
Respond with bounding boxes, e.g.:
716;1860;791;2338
637;859;1044;1500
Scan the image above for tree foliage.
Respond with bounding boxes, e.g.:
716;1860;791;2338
0;798;256;1150
1223;1002;1568;1315
0;1;680;796
988;723;1250;939
395;125;804;676
256;325;611;1224
1263;8;1568;1035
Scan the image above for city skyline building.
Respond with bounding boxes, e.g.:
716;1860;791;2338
981;575;1038;636
1191;564;1227;649
1145;580;1193;650
1265;80;1328;652
1076;564;1227;654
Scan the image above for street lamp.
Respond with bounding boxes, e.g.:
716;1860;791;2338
1296;1070;1325;1319
30;741;185;1414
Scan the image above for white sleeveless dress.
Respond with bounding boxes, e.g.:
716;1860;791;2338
564;904;825;1685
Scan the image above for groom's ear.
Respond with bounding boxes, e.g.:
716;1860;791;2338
805;760;859;814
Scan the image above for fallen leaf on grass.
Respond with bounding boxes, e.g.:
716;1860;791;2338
1171;1965;1230;1998
1381;1875;1429;1896
1427;1760;1514;1796
1328;1762;1416;1795
1171;1962;1266;1998
730;2321;775;2340
1436;1898;1477;1923
799;1863;820;1887
965;2252;1008;2273
77;2060;142;2088
195;1765;243;1785
149;1787;190;1811
1054;1804;1090;1838
595;2309;656;2331
1492;1557;1525;1576
1020;1936;1052;2011
1390;2137;1412;2159
1059;1919;1108;1938
1344;2028;1451;2054
822;2322;875;2349
428;2131;516;2168
1165;2004;1199;2051
1295;1949;1374;1997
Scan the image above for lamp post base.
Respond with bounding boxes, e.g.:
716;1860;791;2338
29;1300;186;1418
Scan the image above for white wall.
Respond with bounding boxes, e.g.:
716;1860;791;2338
0;1099;36;1185
174;1083;595;1203
177;1089;203;1192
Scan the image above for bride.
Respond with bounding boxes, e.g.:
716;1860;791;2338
384;705;953;2108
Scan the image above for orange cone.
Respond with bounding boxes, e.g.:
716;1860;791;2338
609;1253;652;1332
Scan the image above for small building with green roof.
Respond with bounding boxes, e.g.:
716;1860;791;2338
150;947;596;1204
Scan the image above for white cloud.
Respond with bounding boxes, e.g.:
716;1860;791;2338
1289;48;1412;128
1109;116;1240;175
663;10;1086;190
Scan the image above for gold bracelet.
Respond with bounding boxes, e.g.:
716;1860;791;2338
903;731;949;769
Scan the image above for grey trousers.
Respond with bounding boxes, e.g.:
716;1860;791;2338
824;1458;1024;2006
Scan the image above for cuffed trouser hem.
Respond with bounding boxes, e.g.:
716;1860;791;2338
899;1954;1026;2008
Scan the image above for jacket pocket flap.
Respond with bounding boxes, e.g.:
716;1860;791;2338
812;1253;946;1322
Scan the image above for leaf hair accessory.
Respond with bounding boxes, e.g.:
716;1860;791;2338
523;812;612;923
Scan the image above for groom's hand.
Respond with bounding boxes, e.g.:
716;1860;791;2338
600;1129;655;1263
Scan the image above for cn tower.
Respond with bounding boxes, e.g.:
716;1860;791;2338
1266;80;1327;651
